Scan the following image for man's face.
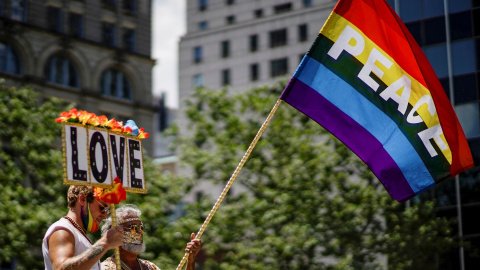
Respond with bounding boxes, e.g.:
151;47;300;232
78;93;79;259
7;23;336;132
121;216;146;254
88;199;110;225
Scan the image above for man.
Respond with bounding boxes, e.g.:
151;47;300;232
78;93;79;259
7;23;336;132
42;185;124;270
100;204;202;270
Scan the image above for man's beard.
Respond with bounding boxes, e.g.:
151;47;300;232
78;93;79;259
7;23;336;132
122;242;146;254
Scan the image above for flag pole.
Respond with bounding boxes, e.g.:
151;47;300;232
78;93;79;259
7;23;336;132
110;203;121;270
176;99;283;270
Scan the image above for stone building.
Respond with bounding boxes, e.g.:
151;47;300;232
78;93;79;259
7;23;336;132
0;0;157;155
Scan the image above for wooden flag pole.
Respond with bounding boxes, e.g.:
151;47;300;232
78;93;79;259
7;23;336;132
176;99;283;270
110;203;121;270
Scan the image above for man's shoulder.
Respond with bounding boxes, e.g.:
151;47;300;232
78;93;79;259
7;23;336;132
44;218;75;242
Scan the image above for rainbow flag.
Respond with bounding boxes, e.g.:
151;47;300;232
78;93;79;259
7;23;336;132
280;0;473;202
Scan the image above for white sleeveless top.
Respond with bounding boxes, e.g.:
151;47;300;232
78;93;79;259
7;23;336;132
42;218;100;270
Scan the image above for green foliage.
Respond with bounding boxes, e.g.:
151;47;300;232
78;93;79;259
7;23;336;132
0;81;67;269
0;79;458;270
172;85;457;269
0;80;190;269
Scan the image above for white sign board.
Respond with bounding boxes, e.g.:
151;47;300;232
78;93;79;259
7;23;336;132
62;122;147;193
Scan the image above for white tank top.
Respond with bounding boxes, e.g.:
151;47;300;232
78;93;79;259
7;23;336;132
42;218;100;270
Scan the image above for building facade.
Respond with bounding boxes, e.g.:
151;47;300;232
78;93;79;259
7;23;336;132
0;0;157;155
178;0;336;201
179;0;480;269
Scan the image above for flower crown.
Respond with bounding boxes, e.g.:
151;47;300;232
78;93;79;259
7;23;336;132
56;108;149;139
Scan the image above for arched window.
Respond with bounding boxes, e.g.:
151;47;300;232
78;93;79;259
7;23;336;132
0;41;21;74
100;68;131;100
45;54;79;87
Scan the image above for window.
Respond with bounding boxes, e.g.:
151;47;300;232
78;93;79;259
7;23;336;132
101;68;131;100
450;11;473;41
303;0;312;7
448;0;471;13
193;74;203;87
0;42;21;74
399;0;444;22
298;24;308;42
254;9;263;18
452;40;476;76
250;63;259;81
270;29;287;48
226;15;235;24
122;28;135;52
274;3;292;14
69;12;84;38
454;74;477;104
221;40;230;58
0;0;4;16
226;0;234;5
47;6;62;33
193;46;202;63
199;0;207;11
222;69;230;85
102;0;116;8
102;22;116;47
198;21;208;30
270;58;288;77
455;102;480;138
249;34;258;52
424;16;446;45
123;0;136;12
11;0;26;22
45;54;79;87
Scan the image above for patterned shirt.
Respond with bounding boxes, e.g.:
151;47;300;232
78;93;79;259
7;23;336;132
101;257;161;270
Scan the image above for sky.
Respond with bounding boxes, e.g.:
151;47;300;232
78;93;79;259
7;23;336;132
151;0;186;109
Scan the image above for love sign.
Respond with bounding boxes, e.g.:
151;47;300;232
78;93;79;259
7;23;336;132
62;122;146;194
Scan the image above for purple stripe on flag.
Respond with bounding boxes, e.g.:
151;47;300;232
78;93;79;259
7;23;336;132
282;78;415;202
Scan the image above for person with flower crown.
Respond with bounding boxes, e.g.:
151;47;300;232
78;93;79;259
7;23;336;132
100;204;202;270
42;185;124;270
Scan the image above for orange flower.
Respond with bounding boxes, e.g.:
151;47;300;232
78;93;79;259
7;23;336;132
96;115;109;127
94;177;127;204
55;108;78;122
88;115;108;126
137;128;150;139
105;118;123;132
78;110;96;125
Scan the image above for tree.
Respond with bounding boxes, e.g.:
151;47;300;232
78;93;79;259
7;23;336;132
172;84;457;270
0;81;66;269
0;81;190;269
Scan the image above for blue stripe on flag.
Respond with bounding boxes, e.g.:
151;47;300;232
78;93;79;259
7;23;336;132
294;55;436;194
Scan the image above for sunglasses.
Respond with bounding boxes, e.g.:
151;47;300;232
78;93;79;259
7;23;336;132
123;224;144;233
98;201;111;215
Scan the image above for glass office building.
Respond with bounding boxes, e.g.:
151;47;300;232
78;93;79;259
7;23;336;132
386;0;480;269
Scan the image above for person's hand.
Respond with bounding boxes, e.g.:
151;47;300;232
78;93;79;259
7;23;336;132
185;233;202;257
103;226;124;250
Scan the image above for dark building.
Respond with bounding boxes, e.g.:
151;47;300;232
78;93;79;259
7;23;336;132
386;0;480;269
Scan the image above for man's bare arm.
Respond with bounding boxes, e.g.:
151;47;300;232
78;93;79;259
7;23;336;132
48;227;122;270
